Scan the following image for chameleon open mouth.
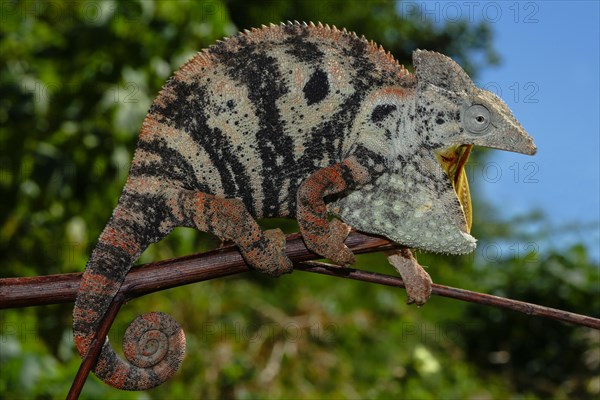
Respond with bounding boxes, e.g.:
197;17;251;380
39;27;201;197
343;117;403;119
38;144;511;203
435;144;473;233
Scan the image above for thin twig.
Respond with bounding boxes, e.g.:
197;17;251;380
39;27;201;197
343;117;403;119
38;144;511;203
67;295;124;400
295;261;600;330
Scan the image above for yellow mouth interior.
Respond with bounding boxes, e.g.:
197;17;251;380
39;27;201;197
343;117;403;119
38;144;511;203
435;145;473;233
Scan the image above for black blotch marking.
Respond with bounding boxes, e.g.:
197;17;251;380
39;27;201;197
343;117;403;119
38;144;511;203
435;111;445;125
353;144;387;172
284;32;324;64
384;129;393;141
303;69;329;105
371;104;397;123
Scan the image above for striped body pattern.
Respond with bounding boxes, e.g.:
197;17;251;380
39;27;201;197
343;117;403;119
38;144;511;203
73;22;536;390
137;22;412;219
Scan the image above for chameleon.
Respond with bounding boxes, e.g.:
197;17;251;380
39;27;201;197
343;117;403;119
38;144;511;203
73;21;536;390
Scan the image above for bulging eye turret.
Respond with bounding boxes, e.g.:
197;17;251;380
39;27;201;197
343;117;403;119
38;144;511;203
463;104;491;134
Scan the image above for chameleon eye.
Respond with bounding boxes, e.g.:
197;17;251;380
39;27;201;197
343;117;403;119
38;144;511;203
464;104;491;134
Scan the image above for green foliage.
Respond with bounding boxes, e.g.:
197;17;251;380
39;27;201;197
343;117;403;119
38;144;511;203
1;1;597;399
463;244;600;398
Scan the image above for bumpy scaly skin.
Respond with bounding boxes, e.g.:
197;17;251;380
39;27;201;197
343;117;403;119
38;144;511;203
74;22;412;390
74;21;536;390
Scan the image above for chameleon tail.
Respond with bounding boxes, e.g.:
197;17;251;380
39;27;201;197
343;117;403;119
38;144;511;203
73;196;185;390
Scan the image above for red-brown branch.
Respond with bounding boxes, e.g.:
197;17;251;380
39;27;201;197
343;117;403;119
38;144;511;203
1;231;598;330
0;232;394;308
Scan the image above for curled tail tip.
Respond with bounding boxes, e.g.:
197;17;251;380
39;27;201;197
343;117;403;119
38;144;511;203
75;311;186;391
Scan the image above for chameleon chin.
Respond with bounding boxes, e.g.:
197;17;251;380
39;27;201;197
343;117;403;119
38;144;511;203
73;21;536;390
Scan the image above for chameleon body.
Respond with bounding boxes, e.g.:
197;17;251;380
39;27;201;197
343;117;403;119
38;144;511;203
73;22;536;390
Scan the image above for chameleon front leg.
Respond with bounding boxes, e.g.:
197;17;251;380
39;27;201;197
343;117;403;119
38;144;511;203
297;155;371;266
386;248;433;305
179;190;293;276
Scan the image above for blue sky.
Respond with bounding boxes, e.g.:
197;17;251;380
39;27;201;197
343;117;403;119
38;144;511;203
417;1;599;259
480;1;599;259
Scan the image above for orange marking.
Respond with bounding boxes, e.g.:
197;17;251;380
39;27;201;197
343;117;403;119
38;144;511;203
123;341;136;359
139;114;159;139
104;366;128;388
378;87;409;98
78;272;116;296
74;335;92;353
144;312;161;325
366;87;412;106
100;226;141;256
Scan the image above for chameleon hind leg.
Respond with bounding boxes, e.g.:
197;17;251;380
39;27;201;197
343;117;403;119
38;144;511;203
297;155;371;266
178;190;293;276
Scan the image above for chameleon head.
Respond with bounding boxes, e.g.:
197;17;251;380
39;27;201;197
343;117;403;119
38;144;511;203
413;49;537;156
330;49;537;255
412;49;537;233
